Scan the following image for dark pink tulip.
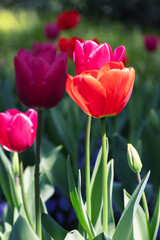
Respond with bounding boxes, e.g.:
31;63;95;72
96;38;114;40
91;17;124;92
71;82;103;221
43;23;61;40
143;35;159;52
32;42;57;56
73;40;125;74
0;109;37;153
14;46;68;109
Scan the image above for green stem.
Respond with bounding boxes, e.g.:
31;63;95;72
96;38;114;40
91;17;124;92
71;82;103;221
100;117;108;234
18;153;34;230
85;115;92;220
137;173;151;239
35;109;43;239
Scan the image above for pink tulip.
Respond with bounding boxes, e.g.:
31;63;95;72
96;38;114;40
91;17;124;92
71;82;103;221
14;45;68;109
0;109;37;152
32;42;57;56
143;35;159;52
43;23;60;40
73;40;125;74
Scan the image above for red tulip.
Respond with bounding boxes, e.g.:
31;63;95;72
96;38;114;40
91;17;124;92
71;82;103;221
0;109;37;152
73;40;125;74
32;42;57;56
66;62;135;118
43;23;60;40
56;10;80;30
58;37;83;58
143;35;159;52
14;46;68;109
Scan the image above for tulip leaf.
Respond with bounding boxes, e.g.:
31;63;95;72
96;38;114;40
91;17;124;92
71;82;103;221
93;232;112;240
112;171;150;240
90;142;115;237
124;189;148;240
0;147;21;209
67;158;95;239
9;215;39;240
64;230;85;240
42;213;68;240
150;188;160;240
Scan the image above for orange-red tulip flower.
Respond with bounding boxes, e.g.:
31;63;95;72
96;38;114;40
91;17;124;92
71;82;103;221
66;62;135;118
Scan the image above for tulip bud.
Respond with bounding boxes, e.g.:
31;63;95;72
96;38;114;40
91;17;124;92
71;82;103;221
127;144;142;174
12;152;19;176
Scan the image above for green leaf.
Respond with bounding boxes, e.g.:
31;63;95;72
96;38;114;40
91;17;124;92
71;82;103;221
42;213;68;240
64;230;84;240
151;188;160;240
0;147;21;209
112;171;150;240
124;189;148;240
90;143;115;236
9;216;39;240
90;147;102;227
92;232;111;240
67;158;95;239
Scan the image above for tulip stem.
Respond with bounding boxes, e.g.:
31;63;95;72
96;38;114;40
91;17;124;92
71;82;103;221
35;109;43;239
100;117;108;234
85;115;92;220
18;153;34;230
137;173;151;239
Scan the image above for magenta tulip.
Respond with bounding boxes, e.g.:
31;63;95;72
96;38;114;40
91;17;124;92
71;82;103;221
14;46;68;109
43;23;60;40
0;109;37;152
143;35;159;52
73;40;125;74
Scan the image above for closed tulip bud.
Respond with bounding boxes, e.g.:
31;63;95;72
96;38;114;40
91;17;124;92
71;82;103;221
12;152;19;176
43;23;60;40
127;144;142;174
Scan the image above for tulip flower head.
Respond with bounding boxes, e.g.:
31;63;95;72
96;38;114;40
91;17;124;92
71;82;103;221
143;35;159;52
58;37;83;59
43;23;61;40
14;45;68;109
0;109;37;152
66;62;135;118
56;10;80;30
73;40;125;74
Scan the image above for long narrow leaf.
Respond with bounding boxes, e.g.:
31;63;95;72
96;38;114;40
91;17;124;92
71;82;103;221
9;216;39;240
113;171;150;240
67;158;95;239
124;189;148;240
0;147;21;209
42;213;68;240
151;188;160;240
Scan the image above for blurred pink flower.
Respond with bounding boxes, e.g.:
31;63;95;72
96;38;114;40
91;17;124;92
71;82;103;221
44;23;60;40
0;109;37;152
143;35;159;52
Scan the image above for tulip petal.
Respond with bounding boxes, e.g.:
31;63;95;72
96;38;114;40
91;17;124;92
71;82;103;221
99;67;135;116
0;113;12;151
113;46;125;62
7;114;35;152
88;43;111;70
42;53;67;108
70;75;106;118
